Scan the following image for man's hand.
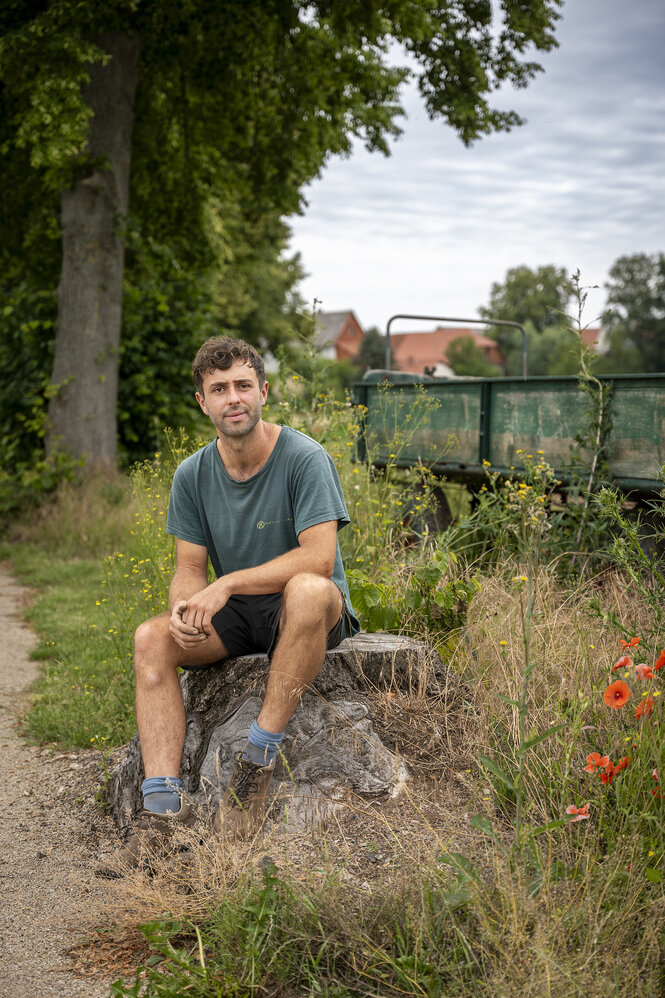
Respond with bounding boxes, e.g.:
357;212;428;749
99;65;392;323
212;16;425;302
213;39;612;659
169;600;209;649
174;582;230;642
170;600;206;648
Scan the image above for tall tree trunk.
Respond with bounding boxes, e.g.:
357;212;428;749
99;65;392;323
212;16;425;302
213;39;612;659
47;32;140;467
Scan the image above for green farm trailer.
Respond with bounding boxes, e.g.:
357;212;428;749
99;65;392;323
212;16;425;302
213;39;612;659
352;373;665;501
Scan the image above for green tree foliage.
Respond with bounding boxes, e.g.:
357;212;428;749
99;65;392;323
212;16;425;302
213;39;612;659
0;258;213;482
118;234;216;463
206;212;314;356
480;264;573;375
0;277;58;511
356;327;394;371
481;264;572;332
445;335;501;377
498;322;586;377
597;253;665;374
0;0;562;474
529;325;585;376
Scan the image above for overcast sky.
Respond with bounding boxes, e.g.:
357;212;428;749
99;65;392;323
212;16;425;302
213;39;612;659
288;0;665;335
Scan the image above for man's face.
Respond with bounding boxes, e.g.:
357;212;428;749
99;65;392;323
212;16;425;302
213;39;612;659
196;361;268;440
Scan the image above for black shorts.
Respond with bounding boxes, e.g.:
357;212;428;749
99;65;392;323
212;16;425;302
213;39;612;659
210;588;353;660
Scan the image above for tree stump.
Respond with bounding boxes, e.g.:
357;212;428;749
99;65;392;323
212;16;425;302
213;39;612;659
107;632;446;830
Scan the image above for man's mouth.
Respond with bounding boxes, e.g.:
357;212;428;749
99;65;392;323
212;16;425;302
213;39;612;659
225;410;246;421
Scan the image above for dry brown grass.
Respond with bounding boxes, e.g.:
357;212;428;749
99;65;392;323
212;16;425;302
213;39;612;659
101;798;665;997
466;839;664;997
9;468;136;559
103;770;484;926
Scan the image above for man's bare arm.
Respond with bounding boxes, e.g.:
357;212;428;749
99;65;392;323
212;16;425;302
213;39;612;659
168;539;210;647
179;520;338;636
169;540;209;609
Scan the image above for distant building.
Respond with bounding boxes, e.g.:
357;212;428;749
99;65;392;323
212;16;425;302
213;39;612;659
391;327;505;375
314;310;364;361
580;327;606;353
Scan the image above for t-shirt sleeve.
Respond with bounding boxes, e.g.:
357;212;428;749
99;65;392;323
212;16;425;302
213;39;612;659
290;448;351;537
167;463;208;548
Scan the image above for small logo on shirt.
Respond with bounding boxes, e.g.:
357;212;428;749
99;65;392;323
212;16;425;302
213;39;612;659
256;517;293;529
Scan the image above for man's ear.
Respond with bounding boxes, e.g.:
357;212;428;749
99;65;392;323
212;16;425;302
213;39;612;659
195;391;208;414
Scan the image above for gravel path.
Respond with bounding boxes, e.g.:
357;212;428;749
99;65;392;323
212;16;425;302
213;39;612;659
0;566;119;998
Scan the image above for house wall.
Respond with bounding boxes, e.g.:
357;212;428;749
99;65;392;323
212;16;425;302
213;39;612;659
336;315;364;360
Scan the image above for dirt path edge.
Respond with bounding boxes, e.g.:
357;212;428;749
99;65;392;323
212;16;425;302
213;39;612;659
0;565;121;998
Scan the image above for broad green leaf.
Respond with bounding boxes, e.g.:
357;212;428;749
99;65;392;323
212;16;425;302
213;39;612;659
494;692;522;708
438;889;470;910
438;851;481;884
470;814;501;845
479;754;515;790
519;723;565;755
530;818;569;836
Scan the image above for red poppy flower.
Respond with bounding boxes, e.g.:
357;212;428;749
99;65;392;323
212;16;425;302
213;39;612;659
584;752;611;773
603;680;631;709
654;649;665;672
635;662;655;680
635;696;654;720
613;756;630;774
612;655;633;672
619;637;641;649
566;804;590;822
600;763;614;784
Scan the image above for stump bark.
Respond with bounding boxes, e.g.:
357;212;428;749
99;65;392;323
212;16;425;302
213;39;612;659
107;632;446;829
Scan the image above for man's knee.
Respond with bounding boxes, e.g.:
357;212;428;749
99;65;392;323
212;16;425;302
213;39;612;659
282;573;341;621
134;614;171;653
134;615;176;683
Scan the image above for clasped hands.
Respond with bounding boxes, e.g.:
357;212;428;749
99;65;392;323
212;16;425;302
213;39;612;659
169;583;228;649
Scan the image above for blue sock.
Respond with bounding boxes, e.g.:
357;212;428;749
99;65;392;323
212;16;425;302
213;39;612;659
242;720;285;766
142;776;183;815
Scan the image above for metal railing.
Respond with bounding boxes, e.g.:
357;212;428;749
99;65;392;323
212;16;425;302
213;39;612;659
385;313;528;378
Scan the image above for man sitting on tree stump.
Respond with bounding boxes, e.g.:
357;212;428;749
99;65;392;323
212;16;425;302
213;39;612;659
99;336;359;876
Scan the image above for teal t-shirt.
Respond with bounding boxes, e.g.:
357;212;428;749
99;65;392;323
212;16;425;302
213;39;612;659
167;426;359;631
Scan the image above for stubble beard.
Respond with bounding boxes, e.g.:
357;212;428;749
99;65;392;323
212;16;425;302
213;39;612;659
215;402;263;440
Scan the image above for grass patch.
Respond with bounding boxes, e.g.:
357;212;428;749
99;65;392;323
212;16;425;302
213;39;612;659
96;562;665;997
104;792;665;997
7;468;134;560
0;544;136;747
1;470;139;747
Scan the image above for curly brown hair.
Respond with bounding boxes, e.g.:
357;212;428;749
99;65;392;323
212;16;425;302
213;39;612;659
192;337;266;394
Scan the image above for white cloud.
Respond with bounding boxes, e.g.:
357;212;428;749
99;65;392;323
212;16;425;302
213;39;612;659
289;0;665;331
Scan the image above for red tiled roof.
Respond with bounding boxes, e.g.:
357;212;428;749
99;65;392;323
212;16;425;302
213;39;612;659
391;327;504;371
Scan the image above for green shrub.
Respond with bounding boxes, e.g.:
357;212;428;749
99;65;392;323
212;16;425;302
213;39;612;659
443;450;617;576
347;550;478;648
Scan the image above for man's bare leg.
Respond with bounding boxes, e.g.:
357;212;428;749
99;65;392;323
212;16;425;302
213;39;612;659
134;614;229;778
257;573;343;733
96;616;230;877
214;573;343;839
